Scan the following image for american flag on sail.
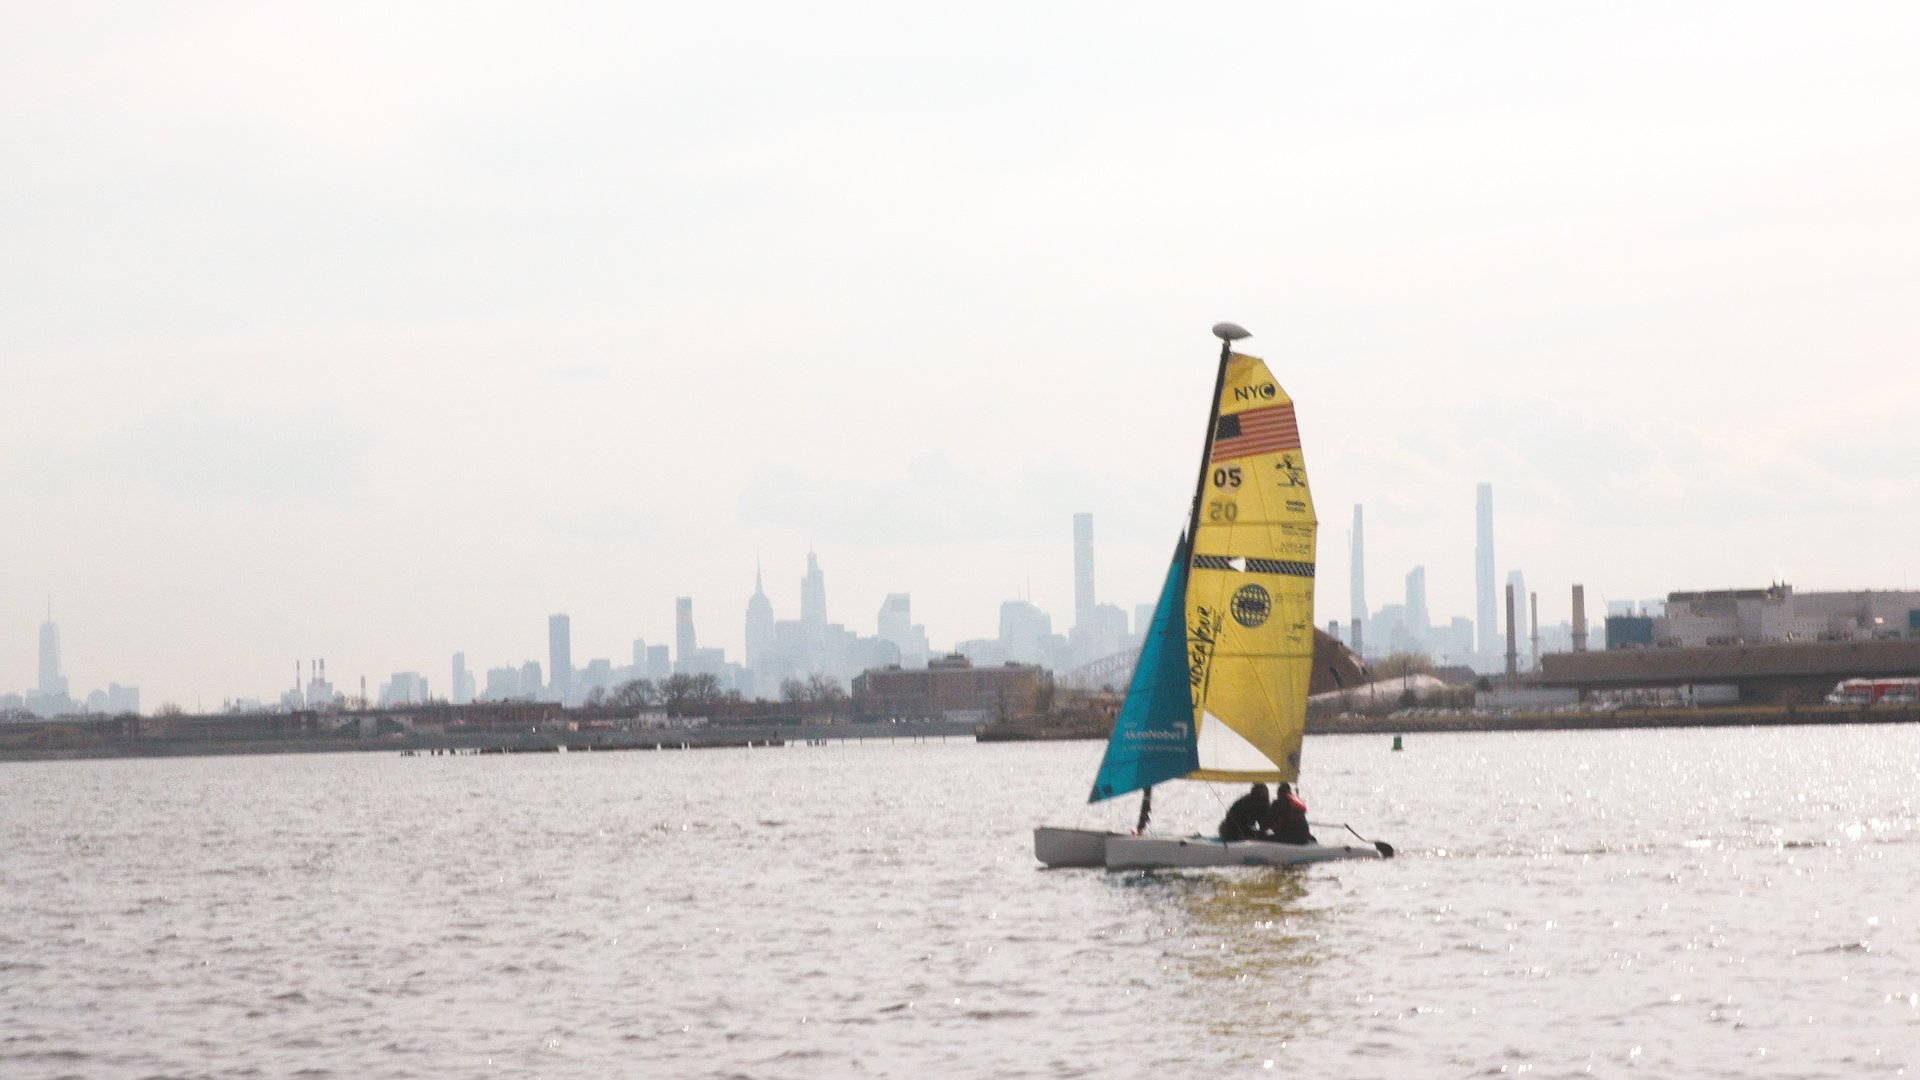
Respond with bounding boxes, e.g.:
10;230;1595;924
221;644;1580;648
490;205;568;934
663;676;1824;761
1211;404;1300;462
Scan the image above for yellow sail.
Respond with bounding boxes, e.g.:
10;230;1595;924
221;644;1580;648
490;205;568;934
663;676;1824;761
1184;352;1316;783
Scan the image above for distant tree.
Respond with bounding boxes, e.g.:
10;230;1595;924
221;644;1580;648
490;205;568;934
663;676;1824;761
611;678;657;709
658;673;724;716
1372;652;1436;680
658;675;696;715
156;703;185;718
585;686;607;708
806;674;847;719
780;677;808;704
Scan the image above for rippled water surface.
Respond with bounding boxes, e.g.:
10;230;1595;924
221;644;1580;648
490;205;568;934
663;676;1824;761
2;726;1917;1078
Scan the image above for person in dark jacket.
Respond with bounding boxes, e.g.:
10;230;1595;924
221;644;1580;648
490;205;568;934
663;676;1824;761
1264;782;1316;845
1218;783;1271;841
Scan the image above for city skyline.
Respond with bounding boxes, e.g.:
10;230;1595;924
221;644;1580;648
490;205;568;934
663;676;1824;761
6;5;1918;709
14;480;1909;712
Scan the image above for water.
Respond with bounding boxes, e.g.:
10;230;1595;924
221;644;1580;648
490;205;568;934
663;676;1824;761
2;726;1916;1078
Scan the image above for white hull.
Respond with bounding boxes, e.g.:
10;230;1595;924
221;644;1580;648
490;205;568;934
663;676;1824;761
1104;834;1384;869
1034;827;1122;868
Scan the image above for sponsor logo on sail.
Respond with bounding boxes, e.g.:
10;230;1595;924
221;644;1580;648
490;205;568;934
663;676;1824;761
1230;584;1271;629
1188;607;1224;695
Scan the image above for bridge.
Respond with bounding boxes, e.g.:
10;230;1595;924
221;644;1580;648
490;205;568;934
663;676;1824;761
1059;651;1136;692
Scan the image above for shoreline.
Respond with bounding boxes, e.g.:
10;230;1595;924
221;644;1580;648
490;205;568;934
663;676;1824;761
977;703;1920;741
0;719;978;765
6;707;1914;762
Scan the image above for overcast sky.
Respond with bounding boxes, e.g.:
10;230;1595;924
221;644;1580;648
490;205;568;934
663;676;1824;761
5;3;1918;707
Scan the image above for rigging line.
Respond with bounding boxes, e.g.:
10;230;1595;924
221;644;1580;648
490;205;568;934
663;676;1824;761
1204;783;1232;814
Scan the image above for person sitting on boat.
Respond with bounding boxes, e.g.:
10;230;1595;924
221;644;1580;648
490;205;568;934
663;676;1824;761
1218;783;1271;842
1263;783;1316;845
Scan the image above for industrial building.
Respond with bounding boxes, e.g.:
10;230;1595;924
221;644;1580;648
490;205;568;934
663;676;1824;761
1541;638;1920;704
1606;585;1920;649
1538;583;1920;704
852;655;1047;721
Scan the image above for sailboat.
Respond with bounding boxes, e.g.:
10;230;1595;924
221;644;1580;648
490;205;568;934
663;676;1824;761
1034;323;1393;870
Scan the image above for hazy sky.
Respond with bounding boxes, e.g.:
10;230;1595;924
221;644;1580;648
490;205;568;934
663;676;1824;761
5;3;1918;707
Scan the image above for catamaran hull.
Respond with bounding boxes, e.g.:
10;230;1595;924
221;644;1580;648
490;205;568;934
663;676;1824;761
1034;827;1121;868
1104;834;1384;870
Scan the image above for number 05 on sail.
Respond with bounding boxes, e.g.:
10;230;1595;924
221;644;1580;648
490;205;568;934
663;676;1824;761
1033;323;1392;870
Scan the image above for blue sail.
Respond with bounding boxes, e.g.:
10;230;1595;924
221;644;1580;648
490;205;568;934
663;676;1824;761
1088;536;1200;802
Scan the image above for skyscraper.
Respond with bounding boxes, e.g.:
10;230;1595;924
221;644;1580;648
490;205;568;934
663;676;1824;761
998;599;1053;664
1073;512;1095;630
877;593;911;647
876;593;929;666
1349;504;1367;655
745;565;775;672
1405;565;1429;647
37;612;65;696
451;651;475;705
1475;483;1498;659
548;614;572;702
676;597;698;663
800;552;827;632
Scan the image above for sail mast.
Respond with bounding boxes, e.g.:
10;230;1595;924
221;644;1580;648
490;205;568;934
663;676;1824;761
1186;323;1247;548
1134;323;1244;827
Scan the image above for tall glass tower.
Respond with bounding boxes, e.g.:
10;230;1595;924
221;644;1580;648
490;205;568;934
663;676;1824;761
548;614;572;701
37;615;64;695
1475;483;1498;659
1349;504;1367;654
1072;512;1095;630
800;552;827;632
675;597;697;664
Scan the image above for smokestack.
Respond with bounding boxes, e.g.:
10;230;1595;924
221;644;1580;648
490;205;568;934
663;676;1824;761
1505;584;1518;676
296;660;302;692
1350;617;1364;659
1530;591;1540;669
1572;585;1588;652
